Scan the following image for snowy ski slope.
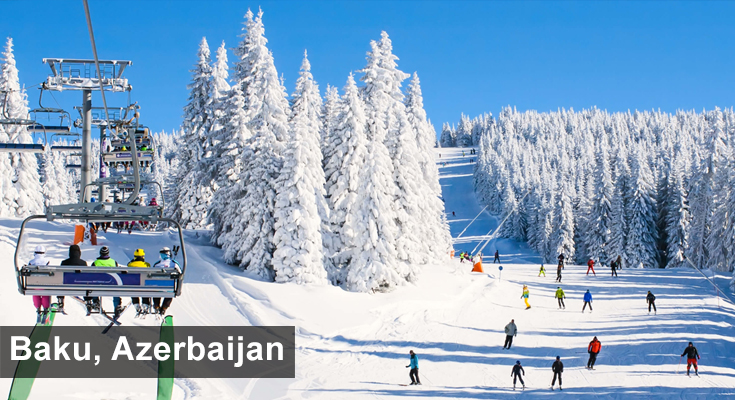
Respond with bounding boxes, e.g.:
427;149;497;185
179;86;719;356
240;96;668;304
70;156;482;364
0;147;733;399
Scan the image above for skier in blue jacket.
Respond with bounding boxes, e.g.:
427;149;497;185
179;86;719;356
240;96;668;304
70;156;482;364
583;289;593;312
406;350;421;385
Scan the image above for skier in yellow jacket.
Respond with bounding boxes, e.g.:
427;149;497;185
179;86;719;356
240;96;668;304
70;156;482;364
521;285;530;309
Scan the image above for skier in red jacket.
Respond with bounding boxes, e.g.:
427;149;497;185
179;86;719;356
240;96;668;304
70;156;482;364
587;259;596;276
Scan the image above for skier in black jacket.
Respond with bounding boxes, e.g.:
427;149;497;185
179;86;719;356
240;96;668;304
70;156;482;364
681;342;700;376
60;244;87;311
551;356;563;390
511;360;525;390
646;291;656;313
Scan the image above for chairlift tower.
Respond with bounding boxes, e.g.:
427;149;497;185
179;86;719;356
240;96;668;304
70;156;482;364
41;58;132;203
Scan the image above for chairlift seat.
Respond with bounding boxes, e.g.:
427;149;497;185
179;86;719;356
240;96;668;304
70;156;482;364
0;143;46;153
51;145;83;151
103;150;154;163
28;124;71;134
19;264;181;298
66;164;81;169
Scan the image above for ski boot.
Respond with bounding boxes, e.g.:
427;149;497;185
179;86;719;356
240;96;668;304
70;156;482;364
114;305;124;319
36;308;43;324
57;297;65;313
134;303;143;317
695;371;699;376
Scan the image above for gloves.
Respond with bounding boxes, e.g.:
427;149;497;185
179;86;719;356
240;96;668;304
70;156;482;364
406;365;410;368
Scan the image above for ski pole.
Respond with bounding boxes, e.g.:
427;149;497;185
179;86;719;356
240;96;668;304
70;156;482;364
420;371;433;385
677;356;682;374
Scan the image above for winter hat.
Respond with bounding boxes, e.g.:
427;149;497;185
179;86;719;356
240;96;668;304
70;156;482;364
34;245;46;254
69;244;81;258
134;248;145;257
100;246;110;257
689;342;693;345
516;360;520;364
556;356;560;360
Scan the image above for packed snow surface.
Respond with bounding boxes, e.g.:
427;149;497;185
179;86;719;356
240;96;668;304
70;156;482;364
0;147;733;399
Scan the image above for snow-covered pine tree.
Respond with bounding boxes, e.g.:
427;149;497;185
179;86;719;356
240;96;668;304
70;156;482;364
703;109;731;271
665;156;689;268
440;122;455;147
346;37;404;292
324;74;368;281
1;39;42;216
217;9;290;280
584;137;614;264
551;168;575;261
608;145;629;267
170;37;214;229
272;51;328;284
455;113;473;147
625;148;659;268
0;40;18;217
41;141;74;207
405;72;452;258
321;85;340;163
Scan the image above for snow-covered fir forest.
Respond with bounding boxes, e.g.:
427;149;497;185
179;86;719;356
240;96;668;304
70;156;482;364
443;108;735;286
0;10;452;292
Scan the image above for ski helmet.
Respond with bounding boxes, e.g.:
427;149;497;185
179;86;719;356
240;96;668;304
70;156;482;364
34;245;46;254
516;360;520;364
160;246;171;254
134;248;145;257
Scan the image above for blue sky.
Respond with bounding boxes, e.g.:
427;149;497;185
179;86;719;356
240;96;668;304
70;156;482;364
2;1;735;135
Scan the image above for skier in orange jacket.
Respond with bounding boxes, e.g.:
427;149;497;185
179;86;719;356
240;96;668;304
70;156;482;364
587;336;602;369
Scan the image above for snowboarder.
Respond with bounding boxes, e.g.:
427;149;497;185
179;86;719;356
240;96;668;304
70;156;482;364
647;291;657;314
521;285;531;309
406;350;421;385
587;336;601;369
60;244;87;312
29;245;51;321
539;264;546;277
511;360;525;390
152;247;179;315
494;250;500;263
586;259;596;276
92;246;123;317
583;290;593;312
503;319;517;349
127;249;152;314
555;287;566;309
551;356;563;390
556;262;564;283
681;342;700;376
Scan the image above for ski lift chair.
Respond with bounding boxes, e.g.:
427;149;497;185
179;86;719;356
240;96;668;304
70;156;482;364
14;203;186;300
0;91;47;153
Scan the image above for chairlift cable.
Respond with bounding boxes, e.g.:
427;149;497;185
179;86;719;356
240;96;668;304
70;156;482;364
82;0;112;130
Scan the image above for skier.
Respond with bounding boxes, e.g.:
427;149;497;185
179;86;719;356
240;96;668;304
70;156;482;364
494;250;500;263
555;286;566;309
586;259;596;276
538;264;546;277
587;336;602;369
521;285;531;309
406;350;421;385
614;255;622;275
610;258;618;277
681;342;700;376
92;246;123;317
459;252;465;263
583;289;593;312
511;360;525;390
152;247;179;315
555;262;564;283
127;249;152;314
503;319;517;349
29;245;51;322
551;356;563;391
646;291;657;314
60;244;87;312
